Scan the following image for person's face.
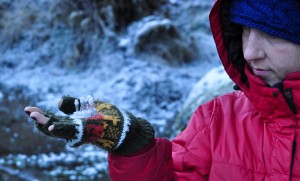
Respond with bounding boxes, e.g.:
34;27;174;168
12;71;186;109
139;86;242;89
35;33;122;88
242;27;300;86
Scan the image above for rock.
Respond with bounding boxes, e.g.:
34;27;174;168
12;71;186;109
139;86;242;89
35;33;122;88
174;66;235;135
169;1;218;63
121;16;195;64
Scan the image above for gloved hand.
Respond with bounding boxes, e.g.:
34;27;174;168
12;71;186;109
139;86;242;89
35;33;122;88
35;95;155;155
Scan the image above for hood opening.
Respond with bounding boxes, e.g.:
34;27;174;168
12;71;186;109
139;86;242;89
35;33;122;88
220;0;250;89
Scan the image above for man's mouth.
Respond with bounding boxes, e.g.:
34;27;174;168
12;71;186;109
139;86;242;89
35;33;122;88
253;68;265;71
252;68;270;76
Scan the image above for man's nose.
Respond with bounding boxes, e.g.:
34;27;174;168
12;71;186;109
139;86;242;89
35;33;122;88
243;29;266;62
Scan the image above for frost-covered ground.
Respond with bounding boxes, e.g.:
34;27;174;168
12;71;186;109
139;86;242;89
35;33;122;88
0;146;109;180
0;0;235;180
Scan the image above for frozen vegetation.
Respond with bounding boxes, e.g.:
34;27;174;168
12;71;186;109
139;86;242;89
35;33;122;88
0;0;234;180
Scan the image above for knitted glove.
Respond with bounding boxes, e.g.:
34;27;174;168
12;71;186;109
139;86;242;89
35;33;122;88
36;96;155;155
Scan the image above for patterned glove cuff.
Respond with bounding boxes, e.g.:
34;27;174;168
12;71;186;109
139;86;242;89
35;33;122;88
115;109;131;148
111;112;155;155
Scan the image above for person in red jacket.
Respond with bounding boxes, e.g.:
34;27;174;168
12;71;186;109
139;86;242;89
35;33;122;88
24;0;300;180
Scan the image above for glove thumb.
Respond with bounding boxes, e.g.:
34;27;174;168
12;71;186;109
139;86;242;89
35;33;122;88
58;96;78;115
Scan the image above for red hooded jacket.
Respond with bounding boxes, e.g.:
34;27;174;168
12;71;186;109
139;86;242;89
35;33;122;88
108;0;300;180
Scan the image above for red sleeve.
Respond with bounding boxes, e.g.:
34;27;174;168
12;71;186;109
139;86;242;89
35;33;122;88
108;138;176;181
172;102;213;180
108;100;214;181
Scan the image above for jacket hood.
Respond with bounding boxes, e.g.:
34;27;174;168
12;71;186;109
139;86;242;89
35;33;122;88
209;0;261;92
208;0;300;119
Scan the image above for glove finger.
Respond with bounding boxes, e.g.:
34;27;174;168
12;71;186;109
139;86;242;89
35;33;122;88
35;122;51;136
50;121;81;140
34;118;57;136
30;112;48;125
58;96;78;115
24;106;44;116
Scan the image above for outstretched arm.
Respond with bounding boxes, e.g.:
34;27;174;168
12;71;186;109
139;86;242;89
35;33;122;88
25;96;213;180
24;96;154;155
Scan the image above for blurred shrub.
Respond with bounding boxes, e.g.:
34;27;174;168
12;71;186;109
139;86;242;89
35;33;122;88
49;0;167;34
0;1;39;50
108;0;167;31
0;0;167;68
